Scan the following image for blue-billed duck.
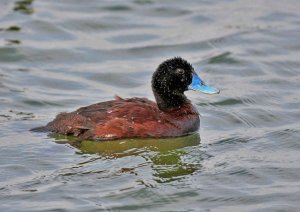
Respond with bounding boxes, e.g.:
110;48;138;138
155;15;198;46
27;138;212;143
33;57;219;140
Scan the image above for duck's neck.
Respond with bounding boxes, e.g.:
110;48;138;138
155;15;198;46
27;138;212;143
153;89;188;111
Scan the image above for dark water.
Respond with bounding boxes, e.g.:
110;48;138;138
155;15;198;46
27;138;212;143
1;0;300;211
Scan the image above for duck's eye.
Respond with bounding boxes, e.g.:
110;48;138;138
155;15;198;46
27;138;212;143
175;68;185;75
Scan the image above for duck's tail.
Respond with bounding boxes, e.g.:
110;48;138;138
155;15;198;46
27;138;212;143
30;126;49;132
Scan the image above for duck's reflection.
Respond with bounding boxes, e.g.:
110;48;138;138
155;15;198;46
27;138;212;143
14;0;34;15
52;133;202;183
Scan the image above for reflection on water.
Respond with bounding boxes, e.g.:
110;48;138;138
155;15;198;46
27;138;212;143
53;133;201;183
6;39;21;45
14;0;34;15
3;26;21;32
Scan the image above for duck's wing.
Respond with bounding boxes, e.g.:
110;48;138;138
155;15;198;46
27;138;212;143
45;97;163;139
45;99;116;135
75;97;160;122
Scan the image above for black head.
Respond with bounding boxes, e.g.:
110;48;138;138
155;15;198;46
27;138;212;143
152;57;194;110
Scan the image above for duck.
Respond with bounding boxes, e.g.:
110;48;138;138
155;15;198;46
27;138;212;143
34;57;219;140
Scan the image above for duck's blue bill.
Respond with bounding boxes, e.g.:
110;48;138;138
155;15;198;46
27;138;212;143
189;72;220;94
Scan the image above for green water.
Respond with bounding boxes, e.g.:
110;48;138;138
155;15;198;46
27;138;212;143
1;0;300;211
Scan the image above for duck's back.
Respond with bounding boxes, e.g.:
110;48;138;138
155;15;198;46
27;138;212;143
46;96;200;140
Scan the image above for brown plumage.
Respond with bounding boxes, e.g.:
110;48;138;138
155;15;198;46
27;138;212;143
32;57;219;141
46;96;199;140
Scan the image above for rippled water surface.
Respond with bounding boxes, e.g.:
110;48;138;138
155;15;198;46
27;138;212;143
1;0;300;211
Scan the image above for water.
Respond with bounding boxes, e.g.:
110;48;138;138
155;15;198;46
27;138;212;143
1;0;300;211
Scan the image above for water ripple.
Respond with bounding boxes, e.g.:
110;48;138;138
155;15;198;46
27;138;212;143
1;0;300;211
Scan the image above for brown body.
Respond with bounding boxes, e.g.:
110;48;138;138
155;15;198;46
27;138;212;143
34;57;219;140
46;96;200;140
